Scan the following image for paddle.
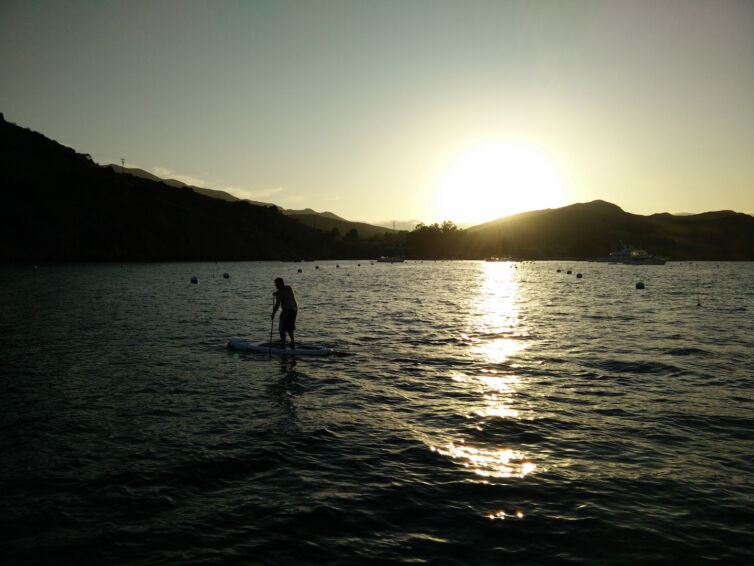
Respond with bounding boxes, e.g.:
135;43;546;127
269;294;275;359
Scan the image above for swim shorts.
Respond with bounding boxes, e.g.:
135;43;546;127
279;309;297;332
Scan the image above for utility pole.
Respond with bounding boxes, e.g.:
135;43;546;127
120;158;125;173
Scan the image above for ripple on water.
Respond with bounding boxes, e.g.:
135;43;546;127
1;261;753;564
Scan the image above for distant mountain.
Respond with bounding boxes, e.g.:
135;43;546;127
374;219;424;232
2;113;751;261
286;212;397;239
285;208;343;220
105;164;178;185
106;165;396;238
0;114;394;261
458;200;753;260
105;164;240;202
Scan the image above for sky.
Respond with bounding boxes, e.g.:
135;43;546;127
1;0;752;225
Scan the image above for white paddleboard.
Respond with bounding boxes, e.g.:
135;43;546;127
227;337;335;356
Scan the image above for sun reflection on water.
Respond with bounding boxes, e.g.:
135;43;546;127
488;509;525;520
472;338;526;364
475;371;522;418
429;262;539;482
430;440;536;479
477;370;520;392
468;262;527;363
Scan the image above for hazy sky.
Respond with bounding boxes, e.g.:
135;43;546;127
1;0;752;224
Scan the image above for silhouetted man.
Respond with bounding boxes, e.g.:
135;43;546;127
272;277;298;349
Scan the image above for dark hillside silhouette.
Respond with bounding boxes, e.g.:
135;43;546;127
0;114;387;261
104;164;241;202
106;165;397;239
287;211;398;239
458;200;753;260
1;113;751;261
400;201;753;261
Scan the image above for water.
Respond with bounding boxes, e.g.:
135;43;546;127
1;261;752;564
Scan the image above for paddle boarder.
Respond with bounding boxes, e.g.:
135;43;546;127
271;277;298;349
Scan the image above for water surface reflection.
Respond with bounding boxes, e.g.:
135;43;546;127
430;263;538;485
468;262;527;363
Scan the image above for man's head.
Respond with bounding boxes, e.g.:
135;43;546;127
274;277;284;289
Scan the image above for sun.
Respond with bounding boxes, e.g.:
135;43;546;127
432;140;569;225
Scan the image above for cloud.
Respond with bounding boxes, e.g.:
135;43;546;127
228;186;285;201
151;166;208;188
149;167;286;204
149;163;349;211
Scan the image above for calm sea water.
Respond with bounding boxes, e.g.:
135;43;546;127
1;261;752;564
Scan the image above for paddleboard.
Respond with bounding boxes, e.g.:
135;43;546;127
227;337;335;357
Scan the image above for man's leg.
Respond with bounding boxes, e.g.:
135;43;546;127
278;312;287;347
289;331;295;350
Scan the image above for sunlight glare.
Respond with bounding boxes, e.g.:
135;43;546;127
431;441;536;479
488;509;525;520
468;262;527;363
433;140;567;225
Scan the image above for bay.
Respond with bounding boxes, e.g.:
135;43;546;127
1;261;752;564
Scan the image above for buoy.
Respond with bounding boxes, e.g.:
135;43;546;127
336;264;340;268
315;266;319;270
297;268;303;273
567;270;572;275
556;269;561;273
223;272;230;279
191;276;198;284
576;273;583;279
636;281;645;289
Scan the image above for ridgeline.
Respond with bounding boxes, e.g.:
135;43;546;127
455;201;754;261
2;113;752;262
0;114;400;262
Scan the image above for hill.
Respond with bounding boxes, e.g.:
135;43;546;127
452;200;753;260
105;164;241;202
0;114;393;261
107;165;396;239
285;211;397;239
2;114;751;261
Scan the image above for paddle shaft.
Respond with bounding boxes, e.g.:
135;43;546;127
269;295;275;359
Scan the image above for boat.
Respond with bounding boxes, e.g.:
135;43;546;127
595;243;668;265
227;337;335;356
484;256;511;262
377;255;405;263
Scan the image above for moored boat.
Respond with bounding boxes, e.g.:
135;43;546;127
595;243;668;265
